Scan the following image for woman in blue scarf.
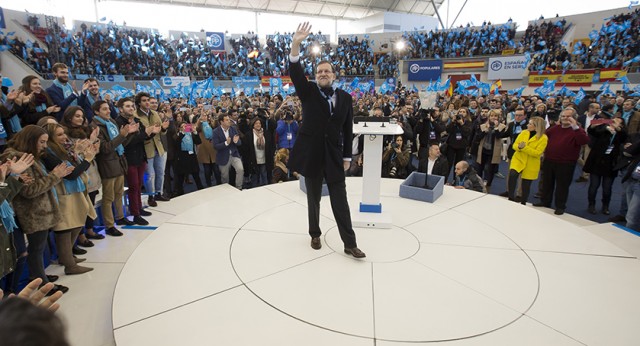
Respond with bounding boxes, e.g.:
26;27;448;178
41;123;97;276
13;76;60;126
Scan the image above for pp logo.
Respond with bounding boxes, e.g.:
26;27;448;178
490;61;503;71
209;34;223;48
409;64;420;74
163;77;172;85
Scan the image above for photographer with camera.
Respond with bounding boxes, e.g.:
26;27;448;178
444;107;473;181
382;135;411;179
415;108;444;166
275;107;299;150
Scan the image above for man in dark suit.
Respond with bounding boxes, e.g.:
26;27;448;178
212;113;244;189
288;22;365;258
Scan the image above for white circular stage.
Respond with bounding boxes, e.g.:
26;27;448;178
112;178;640;346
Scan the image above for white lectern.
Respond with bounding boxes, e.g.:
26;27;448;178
352;120;403;228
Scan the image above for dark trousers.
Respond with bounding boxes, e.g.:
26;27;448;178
84;190;99;230
164;159;174;196
202;163;214;187
476;150;497;187
4;227;27;294
174;172;204;195
508;169;533;205
541;160;576;210
446;147;466;181
588;174;615;207
26;230;50;283
126;163;147;216
305;175;357;249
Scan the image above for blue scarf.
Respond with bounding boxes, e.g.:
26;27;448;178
0;200;17;233
62;161;86;194
39;162;58;203
0;119;6;139
514;119;526;135
94;116;124;156
86;92;97;106
53;79;77;106
622;111;633;125
8;115;22;133
202;121;213;140
181;132;194;152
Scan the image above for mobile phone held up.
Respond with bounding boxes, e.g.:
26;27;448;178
184;124;192;133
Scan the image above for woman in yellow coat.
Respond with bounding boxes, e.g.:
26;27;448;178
508;116;548;205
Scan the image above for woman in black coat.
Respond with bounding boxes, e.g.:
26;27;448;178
173;121;204;196
584;118;627;215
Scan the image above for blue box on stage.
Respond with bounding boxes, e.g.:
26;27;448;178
399;172;444;203
299;175;329;196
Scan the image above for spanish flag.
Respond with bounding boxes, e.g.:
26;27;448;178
490;79;502;93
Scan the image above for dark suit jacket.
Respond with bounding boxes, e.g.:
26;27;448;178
77;92;118;122
418;155;449;177
212;125;242;166
46;84;79;121
287;59;353;183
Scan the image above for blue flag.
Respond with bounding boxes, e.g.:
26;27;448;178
574;88;586;105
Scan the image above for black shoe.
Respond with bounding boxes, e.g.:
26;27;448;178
46;275;59;283
499;191;509;197
45;284;69;296
77;238;94;247
588;205;596;214
532;202;549;207
133;216;149;226
344;247;366;258
106;227;123;237
554;208;565;215
86;232;105;240
155;194;170;202
116;217;135;226
575;176;588;183
310;237;321;250
140;209;152;216
72;246;87;255
602;207;610;215
147;196;158;207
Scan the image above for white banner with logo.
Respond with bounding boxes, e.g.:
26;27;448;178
161;76;191;87
488;55;526;80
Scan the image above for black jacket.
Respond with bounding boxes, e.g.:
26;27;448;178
115;115;150;166
287;59;353;183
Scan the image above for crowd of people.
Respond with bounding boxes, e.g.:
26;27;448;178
7;8;640;80
399;21;517;59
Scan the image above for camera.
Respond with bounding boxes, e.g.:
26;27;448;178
391;142;399;149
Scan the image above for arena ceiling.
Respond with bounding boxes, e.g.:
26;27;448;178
103;0;445;20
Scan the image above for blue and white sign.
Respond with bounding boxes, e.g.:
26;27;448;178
408;60;442;82
488;55;527;80
161;76;191;87
232;76;260;87
206;32;225;51
73;74;126;82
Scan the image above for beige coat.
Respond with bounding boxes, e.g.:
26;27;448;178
52;172;97;231
136;108;166;158
196;121;217;164
476;123;508;165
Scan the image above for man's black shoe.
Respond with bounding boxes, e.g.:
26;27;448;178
133;216;149;226
116;218;135;226
155;194;170;202
147;196;158;207
140;209;152;216
106;227;123;237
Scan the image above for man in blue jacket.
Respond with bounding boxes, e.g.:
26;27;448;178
212;113;244;189
46;63;81;121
